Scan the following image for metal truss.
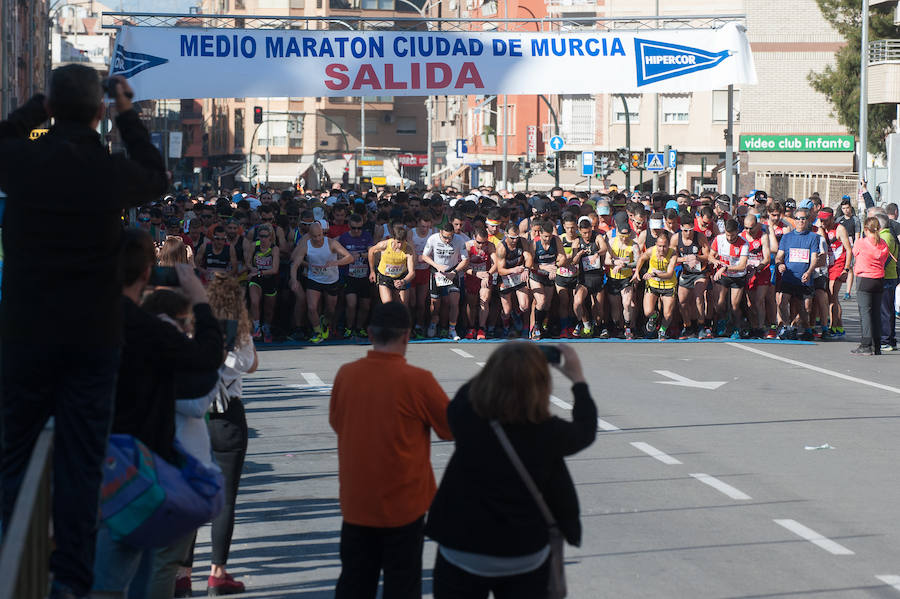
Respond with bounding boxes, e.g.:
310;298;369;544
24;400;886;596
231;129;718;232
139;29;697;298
101;12;745;34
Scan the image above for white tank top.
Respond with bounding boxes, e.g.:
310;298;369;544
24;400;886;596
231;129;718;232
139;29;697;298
411;227;434;270
306;238;339;284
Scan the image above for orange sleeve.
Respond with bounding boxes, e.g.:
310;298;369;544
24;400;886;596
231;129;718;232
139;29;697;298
417;372;453;441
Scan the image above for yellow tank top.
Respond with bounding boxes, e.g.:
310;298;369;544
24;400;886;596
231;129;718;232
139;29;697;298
377;240;410;278
647;247;675;289
608;237;635;280
488;232;505;248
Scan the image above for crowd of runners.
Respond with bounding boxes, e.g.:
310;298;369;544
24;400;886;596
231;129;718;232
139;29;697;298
140;182;900;347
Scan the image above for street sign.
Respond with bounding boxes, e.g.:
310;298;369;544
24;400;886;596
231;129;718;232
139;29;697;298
668;148;677;169
549;136;565;151
398;154;428;167
527;126;537;161
456;138;468;158
581;151;595;176
342;153;354;162
646;153;665;171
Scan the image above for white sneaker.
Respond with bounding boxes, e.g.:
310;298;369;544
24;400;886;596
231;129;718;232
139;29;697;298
449;326;460;341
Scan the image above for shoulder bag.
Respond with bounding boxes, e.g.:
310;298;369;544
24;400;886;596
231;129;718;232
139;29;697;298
490;420;567;598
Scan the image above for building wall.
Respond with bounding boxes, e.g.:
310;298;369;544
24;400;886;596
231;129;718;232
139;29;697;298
1;0;51;116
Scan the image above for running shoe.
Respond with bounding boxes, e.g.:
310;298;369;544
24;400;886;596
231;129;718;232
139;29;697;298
207;573;245;596
344;327;354;339
851;345;873;355
562;326;576;339
486;327;496;339
765;327;777;340
715;318;728;337
646;313;660;335
530;327;542;340
449;326;461;341
287;328;308;342
413;326;425;340
440;328;449;339
357;328;368;339
658;328;668;341
813;326;822;340
476;328;486;340
729;330;742;340
252;325;262;340
427;323;437;338
599;327;610;339
310;329;327;344
582;324;593;337
881;343;896;352
624;327;634;340
820;328;833;340
700;327;713;339
465;329;476;340
832;326;846;337
679;326;693;340
842;292;851;300
573;323;584;338
799;329;814;342
502;326;512;338
776;325;789;340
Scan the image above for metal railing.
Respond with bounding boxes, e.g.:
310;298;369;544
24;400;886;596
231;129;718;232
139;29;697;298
755;171;858;208
101;12;745;33
868;39;900;65
0;425;54;599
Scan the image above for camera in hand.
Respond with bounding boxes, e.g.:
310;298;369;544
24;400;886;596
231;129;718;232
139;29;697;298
101;76;134;100
538;345;561;365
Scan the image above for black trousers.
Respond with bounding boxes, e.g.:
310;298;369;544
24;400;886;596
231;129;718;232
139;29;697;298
432;551;550;599
0;343;120;596
207;398;248;566
857;276;884;350
335;515;425;599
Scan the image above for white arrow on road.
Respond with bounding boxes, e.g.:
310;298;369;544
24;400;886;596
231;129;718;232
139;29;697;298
653;370;726;390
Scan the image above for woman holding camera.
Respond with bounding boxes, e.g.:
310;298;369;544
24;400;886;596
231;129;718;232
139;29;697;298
425;342;597;598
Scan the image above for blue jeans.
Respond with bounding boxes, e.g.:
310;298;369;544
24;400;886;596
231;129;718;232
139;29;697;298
881;278;898;346
0;343;120;596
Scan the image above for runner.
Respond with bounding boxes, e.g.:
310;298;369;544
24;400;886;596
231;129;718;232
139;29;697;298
367;222;416;307
605;221;640;339
634;229;677;339
709;219;750;339
528;221;563;340
740;213;773;338
289;223;354;344
463;228;497;340
555;212;582;338
817;207;852;338
247;223;279;343
195;224;238;282
338;214;375;339
495;222;533;338
836;196;861;302
673;210;711;339
774;208;820;340
422;223;469;341
574;216;609;338
410;211;436;339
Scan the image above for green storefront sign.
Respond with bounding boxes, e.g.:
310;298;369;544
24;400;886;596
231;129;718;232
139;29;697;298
739;134;855;152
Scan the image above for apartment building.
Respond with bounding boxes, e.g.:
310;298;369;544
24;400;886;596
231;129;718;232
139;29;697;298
1;0;50;118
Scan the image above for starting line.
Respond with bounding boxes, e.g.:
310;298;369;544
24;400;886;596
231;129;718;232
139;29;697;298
258;337;815;349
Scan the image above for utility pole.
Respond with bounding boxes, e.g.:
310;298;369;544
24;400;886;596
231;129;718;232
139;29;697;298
725;84;734;197
651;0;660;192
426;97;433;188
500;0;509;191
859;0;870;180
264;97;271;189
360;96;365;188
1;0;10;118
619;94;632;191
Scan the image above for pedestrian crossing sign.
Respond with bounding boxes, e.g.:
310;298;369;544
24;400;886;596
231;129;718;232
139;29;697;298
646;153;665;171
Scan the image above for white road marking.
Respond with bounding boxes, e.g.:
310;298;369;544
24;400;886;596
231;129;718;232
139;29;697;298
301;373;325;386
451;349;474;359
476;361;486;367
630;442;682;465
653;370;727;390
773;519;855;555
876;575;900;591
727;342;900;395
549;395;621;431
690;473;752;500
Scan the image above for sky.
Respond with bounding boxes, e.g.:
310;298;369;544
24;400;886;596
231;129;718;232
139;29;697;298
111;0;199;12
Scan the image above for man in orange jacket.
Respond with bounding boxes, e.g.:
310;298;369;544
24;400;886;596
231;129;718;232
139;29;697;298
330;301;453;598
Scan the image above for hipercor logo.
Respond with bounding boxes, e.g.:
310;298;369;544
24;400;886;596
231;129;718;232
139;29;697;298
634;38;730;86
111;45;169;79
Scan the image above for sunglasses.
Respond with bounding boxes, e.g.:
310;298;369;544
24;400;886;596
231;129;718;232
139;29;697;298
262;217;274;222
138;217;151;222
214;236;226;241
300;221;314;226
795;216;809;220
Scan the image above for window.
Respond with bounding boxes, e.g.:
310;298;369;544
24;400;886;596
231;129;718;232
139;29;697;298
326;115;347;135
661;94;690;124
397;116;417;135
560;95;595;144
497;104;516;136
361;0;393;9
288;114;303;148
712;89;741;123
612;94;640;124
234;108;244;149
365;116;378;135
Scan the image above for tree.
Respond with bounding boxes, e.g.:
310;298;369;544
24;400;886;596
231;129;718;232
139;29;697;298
809;0;900;157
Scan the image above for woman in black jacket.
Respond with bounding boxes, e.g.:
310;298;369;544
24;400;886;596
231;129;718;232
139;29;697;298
425;342;597;598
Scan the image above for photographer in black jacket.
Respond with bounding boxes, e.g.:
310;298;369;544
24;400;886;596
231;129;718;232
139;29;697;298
0;65;167;599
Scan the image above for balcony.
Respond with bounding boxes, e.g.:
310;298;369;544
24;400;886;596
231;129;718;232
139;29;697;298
868;39;900;104
545;0;599;16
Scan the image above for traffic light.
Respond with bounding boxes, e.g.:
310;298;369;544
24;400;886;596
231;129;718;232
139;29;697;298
517;157;526;177
616;147;628;163
253;106;263;124
599;156;610;177
545;155;556;176
630;152;642;169
251;165;259;179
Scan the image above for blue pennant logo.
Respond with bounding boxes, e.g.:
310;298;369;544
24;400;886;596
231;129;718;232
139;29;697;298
634;38;730;87
111;46;168;79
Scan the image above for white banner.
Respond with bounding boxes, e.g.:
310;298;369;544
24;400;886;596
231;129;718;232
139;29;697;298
168;131;182;158
112;23;756;100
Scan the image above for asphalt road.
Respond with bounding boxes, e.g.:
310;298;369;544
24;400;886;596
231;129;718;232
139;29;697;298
189;319;900;598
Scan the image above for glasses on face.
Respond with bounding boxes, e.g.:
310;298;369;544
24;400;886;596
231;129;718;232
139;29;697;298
214;236;226;241
262;217;274;222
796;216;809;221
258;233;271;239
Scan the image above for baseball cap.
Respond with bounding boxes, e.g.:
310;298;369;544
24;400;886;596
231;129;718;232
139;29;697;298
531;197;549;213
567;198;581;207
665;199;679;211
784;198;797;209
798;199;814;210
840;196;852;205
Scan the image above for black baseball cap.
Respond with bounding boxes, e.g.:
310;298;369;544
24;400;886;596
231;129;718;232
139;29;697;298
531;196;549;213
784;199;797;209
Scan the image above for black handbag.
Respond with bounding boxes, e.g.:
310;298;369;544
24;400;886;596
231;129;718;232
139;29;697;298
490;420;567;599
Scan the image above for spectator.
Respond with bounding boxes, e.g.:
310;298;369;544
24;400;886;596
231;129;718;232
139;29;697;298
329;302;452;598
92;229;223;598
159;234;191;266
876;213;899;352
425;343;596;598
176;274;259;597
852;217;890;355
0;67;166;599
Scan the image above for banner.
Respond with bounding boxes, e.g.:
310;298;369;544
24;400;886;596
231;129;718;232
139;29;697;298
112;23;756;100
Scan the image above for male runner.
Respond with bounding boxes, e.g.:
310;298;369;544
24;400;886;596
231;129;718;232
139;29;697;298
709;219;750;339
338;214;375;339
774;208;820;340
422;223;469;341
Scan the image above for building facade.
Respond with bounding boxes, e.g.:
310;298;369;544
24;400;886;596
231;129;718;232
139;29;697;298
1;0;51;118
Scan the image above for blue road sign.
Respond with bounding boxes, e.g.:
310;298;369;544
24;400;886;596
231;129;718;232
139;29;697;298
582;151;595;176
549;136;565;151
646;153;665;172
456;138;468;158
668;148;677;169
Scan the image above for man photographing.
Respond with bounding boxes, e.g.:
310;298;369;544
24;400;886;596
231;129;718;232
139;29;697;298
0;65;167;599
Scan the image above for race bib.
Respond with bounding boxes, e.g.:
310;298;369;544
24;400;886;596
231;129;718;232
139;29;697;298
789;247;810;264
582;253;602;271
384;263;405;277
748;256;761;268
471;261;488;273
434;271;455;287
558;265;576;278
500;272;523;290
716;219;726;233
309;265;327;277
349;263;368;278
832;244;844;259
